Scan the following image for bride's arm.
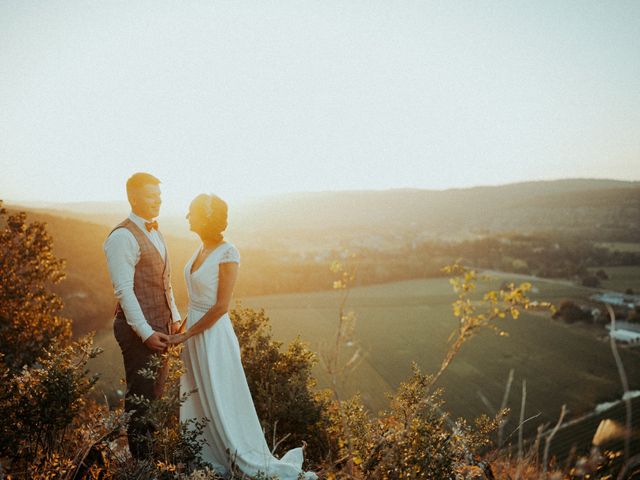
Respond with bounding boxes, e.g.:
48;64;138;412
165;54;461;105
181;262;239;340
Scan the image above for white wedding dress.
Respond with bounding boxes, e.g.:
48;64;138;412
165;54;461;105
180;242;317;480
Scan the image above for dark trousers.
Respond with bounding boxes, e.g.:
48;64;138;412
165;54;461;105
113;316;168;460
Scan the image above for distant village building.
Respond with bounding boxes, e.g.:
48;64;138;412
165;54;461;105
593;292;640;344
606;324;640;345
591;292;640;309
611;321;640;334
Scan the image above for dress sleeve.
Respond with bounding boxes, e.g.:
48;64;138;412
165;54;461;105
219;244;240;264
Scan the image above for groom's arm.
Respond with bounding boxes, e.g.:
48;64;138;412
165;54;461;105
103;229;155;342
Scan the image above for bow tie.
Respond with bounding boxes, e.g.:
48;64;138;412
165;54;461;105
145;220;158;232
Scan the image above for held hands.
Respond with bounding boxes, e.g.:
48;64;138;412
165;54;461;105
167;317;189;345
143;331;171;352
167;332;190;345
143;321;187;351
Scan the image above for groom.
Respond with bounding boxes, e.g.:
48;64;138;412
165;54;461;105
103;172;183;459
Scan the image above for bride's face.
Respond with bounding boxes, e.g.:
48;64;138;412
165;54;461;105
186;201;207;234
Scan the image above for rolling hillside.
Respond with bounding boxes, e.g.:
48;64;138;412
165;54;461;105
14;179;640;244
232;179;640;239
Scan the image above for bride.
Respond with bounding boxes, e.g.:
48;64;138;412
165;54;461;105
168;193;317;480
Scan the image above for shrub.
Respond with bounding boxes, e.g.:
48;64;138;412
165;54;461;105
230;304;334;464
581;275;601;288
0;335;129;478
0;203;128;478
553;300;591;323
112;348;211;478
322;364;500;479
0;202;71;371
0;206;107;477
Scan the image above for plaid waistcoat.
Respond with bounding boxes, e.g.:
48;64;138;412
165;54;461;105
111;218;173;332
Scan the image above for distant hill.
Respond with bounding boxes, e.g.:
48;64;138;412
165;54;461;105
12;179;639;243
11;200;131;231
235;178;639;232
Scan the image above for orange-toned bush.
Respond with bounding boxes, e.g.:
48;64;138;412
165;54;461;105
0;201;71;371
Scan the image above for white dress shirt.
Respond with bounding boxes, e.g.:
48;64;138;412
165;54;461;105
103;212;181;342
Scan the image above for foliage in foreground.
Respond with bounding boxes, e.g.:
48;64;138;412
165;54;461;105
0;201;71;371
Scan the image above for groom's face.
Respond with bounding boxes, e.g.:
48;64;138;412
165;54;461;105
130;184;161;220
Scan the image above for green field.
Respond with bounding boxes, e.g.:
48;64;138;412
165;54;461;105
597;242;640;253
89;272;640;440
588;265;640;293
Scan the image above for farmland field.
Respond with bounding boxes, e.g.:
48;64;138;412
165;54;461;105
597;242;640;253
588;265;640;293
89;271;640;443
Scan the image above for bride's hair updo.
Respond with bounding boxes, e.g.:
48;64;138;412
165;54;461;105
192;193;228;243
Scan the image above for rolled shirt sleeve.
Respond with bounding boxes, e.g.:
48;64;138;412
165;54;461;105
103;229;155;342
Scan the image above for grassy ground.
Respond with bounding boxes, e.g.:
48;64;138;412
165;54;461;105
596;242;640;253
240;274;640;429
88;271;640;443
592;241;640;292
588;265;640;293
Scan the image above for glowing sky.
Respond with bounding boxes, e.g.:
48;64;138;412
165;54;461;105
1;1;639;213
